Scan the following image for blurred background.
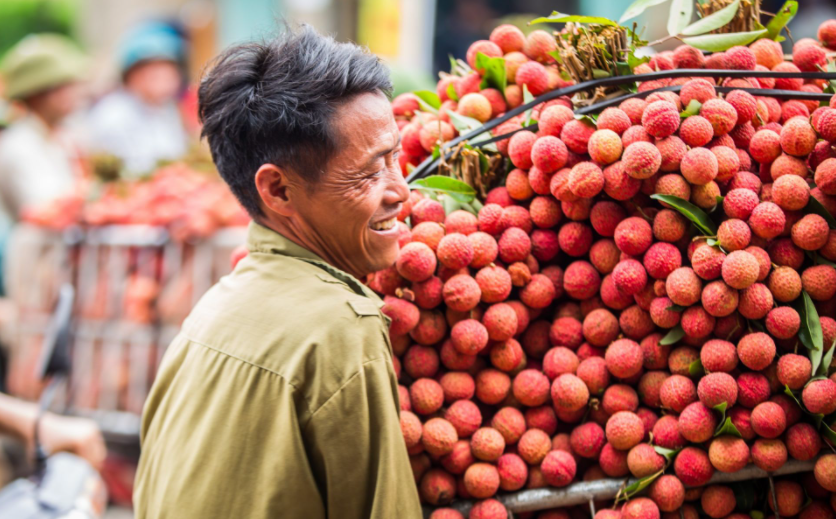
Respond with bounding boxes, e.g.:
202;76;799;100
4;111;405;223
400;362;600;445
0;0;833;516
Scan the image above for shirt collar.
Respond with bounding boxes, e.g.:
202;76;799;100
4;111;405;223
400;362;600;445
245;221;384;306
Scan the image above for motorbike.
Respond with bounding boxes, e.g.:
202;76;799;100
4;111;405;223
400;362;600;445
0;284;107;518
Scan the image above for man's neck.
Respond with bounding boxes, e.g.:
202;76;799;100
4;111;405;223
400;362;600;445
257;217;364;280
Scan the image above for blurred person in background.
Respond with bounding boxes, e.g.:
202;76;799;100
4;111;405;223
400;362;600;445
0;33;87;221
87;22;187;174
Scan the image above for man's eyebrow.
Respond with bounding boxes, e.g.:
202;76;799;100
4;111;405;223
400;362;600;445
363;135;401;169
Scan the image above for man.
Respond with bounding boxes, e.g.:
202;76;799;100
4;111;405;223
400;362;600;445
134;25;421;518
87;22;187;174
0;34;86;220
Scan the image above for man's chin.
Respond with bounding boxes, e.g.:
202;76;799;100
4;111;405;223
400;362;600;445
366;247;400;277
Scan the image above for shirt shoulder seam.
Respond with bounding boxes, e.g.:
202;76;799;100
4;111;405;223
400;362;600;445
304;356;387;426
180;333;301;392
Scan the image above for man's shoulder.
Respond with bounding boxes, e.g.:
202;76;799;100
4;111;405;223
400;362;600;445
178;254;392;407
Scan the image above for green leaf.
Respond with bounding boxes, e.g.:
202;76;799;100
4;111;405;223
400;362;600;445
805;195;836;230
660;324;685;345
653;445;679;462
784;385;804;407
574;114;598;127
689;358;705;377
448;55;458;73
522;85;535;126
531;12;620;26
475;52;507;94
445;110;497;152
620;0;670;24
668;0;693;35
731;480;757;512
446;82;459;102
795;291;824;356
616;470;664;503
666;304;687;312
766;1;798;40
815;253;836;269
819;338;836;377
413;90;441;110
716;195;725;204
442;194;462;215
682;29;768;52
650;194;718;235
680;99;702;118
715;417;743;438
592;68;612;79
751;511;765;519
822;421;836;444
681;0;740;35
409;175;476;203
713;401;728;416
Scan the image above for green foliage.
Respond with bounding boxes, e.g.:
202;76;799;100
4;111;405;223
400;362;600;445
668;0;694;36
660;324;685;345
765;1;798;40
408;176;476;203
412;90;441;110
650;194;718;235
681;0;740;35
475;52;507;94
681;29;767;51
620;0;670;24
530;12;620;26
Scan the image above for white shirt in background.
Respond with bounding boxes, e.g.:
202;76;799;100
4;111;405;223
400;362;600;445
87;90;187;175
0;115;79;220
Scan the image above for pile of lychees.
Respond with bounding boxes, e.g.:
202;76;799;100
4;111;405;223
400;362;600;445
378;19;836;519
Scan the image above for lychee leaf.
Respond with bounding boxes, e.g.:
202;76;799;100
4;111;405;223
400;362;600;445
667;0;693;36
659;324;684;345
680;99;702;118
445;110;496;152
619;0;669;24
413;90;441;110
765;1;798;41
821;420;836;444
530;12;620;27
714;416;743;438
616;469;664;503
689;358;705;377
818;337;836;377
653;445;679;462
475;52;507;94
804;194;836;230
446;82;459;102
751;511;765;519
442;195;461;216
666;304;687;312
713;401;728;416
650;194;718;235
681;29;767;52
783;385;804;408
794;291;824;355
409;175;476;203
681;0;740;36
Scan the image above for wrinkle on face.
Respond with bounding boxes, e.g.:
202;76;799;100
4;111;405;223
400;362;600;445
286;92;407;278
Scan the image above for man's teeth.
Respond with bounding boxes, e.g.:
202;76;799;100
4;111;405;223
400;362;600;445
371;217;397;231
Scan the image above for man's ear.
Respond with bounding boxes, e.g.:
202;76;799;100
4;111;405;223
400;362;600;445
255;163;297;217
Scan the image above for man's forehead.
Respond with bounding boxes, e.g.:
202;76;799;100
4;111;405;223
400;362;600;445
332;92;398;152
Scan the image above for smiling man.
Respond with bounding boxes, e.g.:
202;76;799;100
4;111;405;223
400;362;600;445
133;26;420;518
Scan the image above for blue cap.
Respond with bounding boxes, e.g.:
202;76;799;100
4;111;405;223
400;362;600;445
118;22;184;73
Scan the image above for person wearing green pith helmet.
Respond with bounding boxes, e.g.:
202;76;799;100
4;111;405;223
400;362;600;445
0;33;87;221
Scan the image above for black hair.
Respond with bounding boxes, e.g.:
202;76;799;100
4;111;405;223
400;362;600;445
198;24;393;217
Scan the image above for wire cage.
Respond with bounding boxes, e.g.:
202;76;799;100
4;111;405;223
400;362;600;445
5;223;247;437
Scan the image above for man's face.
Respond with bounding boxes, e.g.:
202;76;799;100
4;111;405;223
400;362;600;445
126;60;181;106
291;92;408;278
29;82;83;123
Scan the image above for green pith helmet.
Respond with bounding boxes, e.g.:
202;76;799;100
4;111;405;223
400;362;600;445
1;33;88;100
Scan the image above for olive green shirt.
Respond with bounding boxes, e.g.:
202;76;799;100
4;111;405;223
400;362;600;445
134;222;421;519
